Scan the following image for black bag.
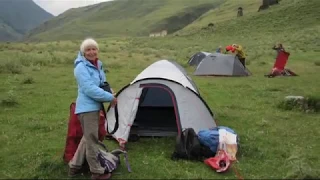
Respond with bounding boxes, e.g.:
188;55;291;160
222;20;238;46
171;128;214;161
100;81;112;94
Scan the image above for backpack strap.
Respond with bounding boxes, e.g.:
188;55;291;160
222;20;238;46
123;152;131;172
171;128;188;160
183;129;191;158
106;104;119;135
110;149;132;172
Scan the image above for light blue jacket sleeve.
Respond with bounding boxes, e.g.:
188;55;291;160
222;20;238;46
74;64;114;102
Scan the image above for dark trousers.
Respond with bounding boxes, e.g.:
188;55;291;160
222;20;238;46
239;58;246;68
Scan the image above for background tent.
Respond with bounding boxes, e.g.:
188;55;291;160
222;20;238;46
188;51;211;66
194;53;251;76
106;60;216;144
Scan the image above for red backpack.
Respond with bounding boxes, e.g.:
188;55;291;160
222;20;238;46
63;102;107;163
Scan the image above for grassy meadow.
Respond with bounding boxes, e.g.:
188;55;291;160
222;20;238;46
1;0;320;179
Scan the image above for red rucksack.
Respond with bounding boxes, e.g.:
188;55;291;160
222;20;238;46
63;102;107;163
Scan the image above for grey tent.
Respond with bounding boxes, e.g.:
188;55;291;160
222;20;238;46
188;51;211;66
106;60;216;144
194;53;251;76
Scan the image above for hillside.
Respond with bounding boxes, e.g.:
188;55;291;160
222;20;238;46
23;0;224;42
177;0;320;37
0;0;54;41
0;19;22;42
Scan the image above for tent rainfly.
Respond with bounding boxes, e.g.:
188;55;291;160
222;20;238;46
194;53;251;76
188;52;212;66
106;60;216;144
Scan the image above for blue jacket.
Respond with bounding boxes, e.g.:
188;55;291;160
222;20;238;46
73;52;114;114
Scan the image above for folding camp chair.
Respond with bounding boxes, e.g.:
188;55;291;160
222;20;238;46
265;51;297;77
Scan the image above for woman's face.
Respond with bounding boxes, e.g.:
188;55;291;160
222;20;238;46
84;46;98;61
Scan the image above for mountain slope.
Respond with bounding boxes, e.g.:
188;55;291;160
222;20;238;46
0;19;22;41
23;0;224;42
178;0;320;37
0;0;54;41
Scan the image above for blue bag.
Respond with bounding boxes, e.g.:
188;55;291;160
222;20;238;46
198;126;239;154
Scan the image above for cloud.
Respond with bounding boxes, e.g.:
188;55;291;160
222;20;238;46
33;0;112;16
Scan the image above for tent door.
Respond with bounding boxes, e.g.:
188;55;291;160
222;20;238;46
130;84;180;137
106;86;143;142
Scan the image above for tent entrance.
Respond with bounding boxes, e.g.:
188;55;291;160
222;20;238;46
130;86;179;137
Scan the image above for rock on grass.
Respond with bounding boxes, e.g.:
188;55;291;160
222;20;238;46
278;95;320;113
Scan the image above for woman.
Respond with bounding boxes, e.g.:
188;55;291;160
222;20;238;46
68;38;117;180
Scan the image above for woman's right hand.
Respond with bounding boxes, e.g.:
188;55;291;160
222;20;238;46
111;97;117;107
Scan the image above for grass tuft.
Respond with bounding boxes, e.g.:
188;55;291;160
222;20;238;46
284;149;320;179
22;77;35;84
1;90;19;107
0;61;23;74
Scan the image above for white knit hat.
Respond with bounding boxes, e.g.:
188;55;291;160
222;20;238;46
80;38;99;54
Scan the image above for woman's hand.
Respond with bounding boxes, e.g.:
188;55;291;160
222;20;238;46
111;97;117;107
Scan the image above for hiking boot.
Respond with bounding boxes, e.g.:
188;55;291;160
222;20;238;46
68;167;82;177
91;173;112;180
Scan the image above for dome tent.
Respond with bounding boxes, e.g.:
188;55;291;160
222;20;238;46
188;51;212;66
194;53;251;76
105;60;216;145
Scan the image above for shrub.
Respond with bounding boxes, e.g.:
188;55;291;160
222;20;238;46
1;90;18;107
22;77;35;84
1;61;23;74
259;61;267;65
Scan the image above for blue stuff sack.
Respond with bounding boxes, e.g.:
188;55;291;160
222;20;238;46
198;126;239;154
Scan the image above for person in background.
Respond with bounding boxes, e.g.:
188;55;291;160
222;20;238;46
225;45;235;54
272;43;286;57
232;44;246;68
68;38;117;180
216;46;223;53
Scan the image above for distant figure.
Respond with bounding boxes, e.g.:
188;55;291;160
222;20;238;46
232;44;246;68
225;45;235;53
237;7;243;17
216;46;223;53
272;43;285;58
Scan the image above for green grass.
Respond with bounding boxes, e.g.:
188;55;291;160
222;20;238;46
1;0;320;179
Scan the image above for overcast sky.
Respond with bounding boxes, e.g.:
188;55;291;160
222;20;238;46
33;0;112;16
